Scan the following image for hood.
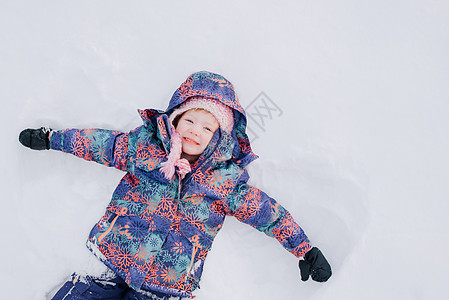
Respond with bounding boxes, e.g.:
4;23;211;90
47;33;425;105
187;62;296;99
140;71;258;168
166;71;246;116
168;71;257;168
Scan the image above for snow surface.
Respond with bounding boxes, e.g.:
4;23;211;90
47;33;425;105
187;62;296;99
2;1;449;299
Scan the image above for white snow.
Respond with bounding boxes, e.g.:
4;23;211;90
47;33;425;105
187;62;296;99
2;1;449;299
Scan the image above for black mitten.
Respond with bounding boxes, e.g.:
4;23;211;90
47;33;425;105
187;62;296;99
19;127;52;150
299;247;332;282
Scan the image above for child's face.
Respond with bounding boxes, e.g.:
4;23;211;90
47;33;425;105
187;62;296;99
176;109;219;163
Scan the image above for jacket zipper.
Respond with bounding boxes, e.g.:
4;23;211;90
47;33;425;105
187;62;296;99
186;246;198;276
178;172;182;201
97;215;119;243
177;171;197;276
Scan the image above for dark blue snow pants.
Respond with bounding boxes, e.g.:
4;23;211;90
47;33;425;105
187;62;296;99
51;272;184;300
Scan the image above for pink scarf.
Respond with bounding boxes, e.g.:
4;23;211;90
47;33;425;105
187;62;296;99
160;128;191;180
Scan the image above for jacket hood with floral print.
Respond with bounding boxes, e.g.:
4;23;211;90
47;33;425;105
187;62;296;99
139;70;258;171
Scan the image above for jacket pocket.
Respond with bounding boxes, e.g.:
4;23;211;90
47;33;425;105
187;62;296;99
185;245;202;290
96;212;151;246
177;219;212;288
97;214;119;243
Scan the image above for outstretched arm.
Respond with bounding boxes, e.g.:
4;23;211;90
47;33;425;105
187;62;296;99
228;183;332;282
229;183;311;258
50;128;129;170
19;127;129;171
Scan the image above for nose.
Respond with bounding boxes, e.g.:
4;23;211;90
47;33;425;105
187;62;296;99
189;125;201;136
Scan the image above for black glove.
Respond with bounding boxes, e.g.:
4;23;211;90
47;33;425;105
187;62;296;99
299;247;332;282
19;127;52;150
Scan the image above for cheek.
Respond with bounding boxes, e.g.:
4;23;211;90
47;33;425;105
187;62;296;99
176;123;187;133
202;135;213;146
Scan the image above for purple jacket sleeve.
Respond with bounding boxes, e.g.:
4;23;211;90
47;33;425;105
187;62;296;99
49;128;129;171
228;183;311;258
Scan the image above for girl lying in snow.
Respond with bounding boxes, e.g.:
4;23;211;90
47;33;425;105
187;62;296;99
19;71;331;300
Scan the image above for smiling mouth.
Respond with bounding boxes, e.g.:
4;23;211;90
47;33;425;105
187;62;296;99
184;137;200;145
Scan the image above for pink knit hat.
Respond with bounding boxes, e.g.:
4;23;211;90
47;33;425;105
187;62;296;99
160;97;235;180
168;96;234;134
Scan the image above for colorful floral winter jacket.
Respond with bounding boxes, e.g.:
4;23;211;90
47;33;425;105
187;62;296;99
49;72;311;298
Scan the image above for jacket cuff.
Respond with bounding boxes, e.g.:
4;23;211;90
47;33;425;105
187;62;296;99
291;241;312;258
49;130;63;151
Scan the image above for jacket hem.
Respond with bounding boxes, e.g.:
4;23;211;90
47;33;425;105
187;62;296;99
85;240;192;298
